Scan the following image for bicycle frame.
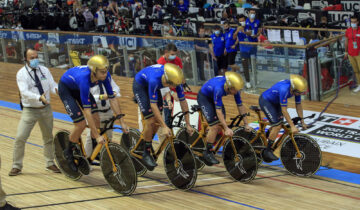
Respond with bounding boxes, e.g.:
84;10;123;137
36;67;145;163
189;110;241;162
250;109;302;158
130;121;180;168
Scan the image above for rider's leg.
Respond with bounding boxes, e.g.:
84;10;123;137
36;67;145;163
259;95;281;162
142;117;158;170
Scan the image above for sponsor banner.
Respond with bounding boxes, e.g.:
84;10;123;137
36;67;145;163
287;108;360;158
47;33;60;44
60;34;93;45
23;32;46;40
328;11;353;27
0;31;11;39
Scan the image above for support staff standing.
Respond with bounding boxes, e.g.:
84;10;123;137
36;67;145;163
9;48;60;176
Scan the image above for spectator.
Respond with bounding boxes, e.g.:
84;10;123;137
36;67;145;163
161;20;175;37
83;6;94;31
317;16;332;40
15;21;23;30
95;5;106;32
33;0;48;13
242;0;252;8
73;0;82;16
6;42;17;60
1;156;20;209
176;0;189;14
345;16;360;92
107;0;120;18
224;21;239;72
209;25;227;76
9;48;60;176
76;7;86;32
235;14;252;89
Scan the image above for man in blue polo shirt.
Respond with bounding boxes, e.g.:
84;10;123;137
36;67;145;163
244;9;261;88
224;21;240;73
235;14;252;89
209;25;226;76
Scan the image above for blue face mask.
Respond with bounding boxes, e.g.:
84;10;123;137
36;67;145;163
215;30;220;35
351;23;358;28
29;59;39;68
168;55;176;60
250;14;256;19
129;57;134;61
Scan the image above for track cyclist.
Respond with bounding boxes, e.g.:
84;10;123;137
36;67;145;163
197;72;251;166
259;74;308;162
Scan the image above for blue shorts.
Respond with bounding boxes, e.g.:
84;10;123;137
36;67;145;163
58;81;98;123
197;91;225;126
259;94;283;126
133;80;163;119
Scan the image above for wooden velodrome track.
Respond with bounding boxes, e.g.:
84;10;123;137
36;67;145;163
0;63;359;209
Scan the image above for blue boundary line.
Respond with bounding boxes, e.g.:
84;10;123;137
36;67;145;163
1;100;359;186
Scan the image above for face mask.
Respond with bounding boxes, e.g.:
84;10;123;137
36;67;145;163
29;59;39;68
199;33;205;38
250;14;256;19
121;6;124;9
85;9;89;12
99;8;103;11
215;30;220;35
129;57;134;61
168;55;176;60
240;21;245;26
351;23;358;28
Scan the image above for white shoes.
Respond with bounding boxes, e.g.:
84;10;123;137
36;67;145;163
353;85;360;93
246;82;252;89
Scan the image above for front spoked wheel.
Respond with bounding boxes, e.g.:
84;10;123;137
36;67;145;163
163;139;197;190
222;137;258;183
100;143;137;195
280;134;322;177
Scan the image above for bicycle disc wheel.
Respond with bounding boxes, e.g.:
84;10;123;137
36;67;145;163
233;127;264;165
163;139;197;190
54;130;82;181
100;143;137;195
222;137;258;183
280;134;322;177
176;128;205;170
120;128;147;176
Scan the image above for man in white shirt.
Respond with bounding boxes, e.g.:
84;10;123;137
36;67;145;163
9;48;60;176
84;78;121;160
94;6;106;32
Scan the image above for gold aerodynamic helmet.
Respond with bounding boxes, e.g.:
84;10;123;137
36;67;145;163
290;74;308;93
224;71;244;91
87;55;109;73
163;63;184;86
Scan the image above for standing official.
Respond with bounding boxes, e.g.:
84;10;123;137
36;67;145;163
9;48;60;176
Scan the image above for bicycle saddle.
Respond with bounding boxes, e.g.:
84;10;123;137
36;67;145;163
250;106;261;112
191;105;201;112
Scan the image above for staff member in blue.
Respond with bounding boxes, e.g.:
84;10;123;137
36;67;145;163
209;25;227;76
58;55;129;172
197;72;251;165
244;9;261;81
224;21;240;73
235;14;252;89
259;74;308;162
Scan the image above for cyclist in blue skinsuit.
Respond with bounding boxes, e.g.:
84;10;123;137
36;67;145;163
58;55;128;172
197;72;251;165
259;74;308;162
133;63;194;170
